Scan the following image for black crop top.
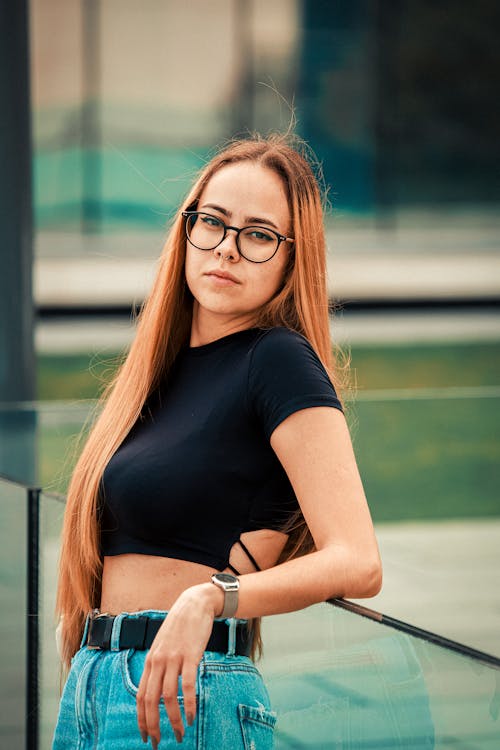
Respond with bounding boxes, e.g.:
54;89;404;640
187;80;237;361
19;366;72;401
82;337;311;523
99;326;343;570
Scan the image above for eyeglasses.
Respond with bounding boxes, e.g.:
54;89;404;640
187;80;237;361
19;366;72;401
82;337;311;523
182;211;294;264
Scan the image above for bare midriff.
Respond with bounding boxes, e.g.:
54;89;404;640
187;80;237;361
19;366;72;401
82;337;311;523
99;555;219;614
99;528;288;615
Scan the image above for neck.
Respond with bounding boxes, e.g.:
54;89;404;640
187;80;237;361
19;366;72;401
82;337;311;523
189;306;257;347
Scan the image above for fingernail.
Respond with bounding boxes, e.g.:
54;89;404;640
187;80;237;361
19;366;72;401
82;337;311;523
174;729;183;743
140;731;148;744
151;739;158;750
187;712;194;726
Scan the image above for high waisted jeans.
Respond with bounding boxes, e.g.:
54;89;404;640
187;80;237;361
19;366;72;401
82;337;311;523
52;609;276;749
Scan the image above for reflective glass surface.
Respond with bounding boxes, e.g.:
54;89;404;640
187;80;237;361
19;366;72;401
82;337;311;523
1;394;498;747
0;407;37;485
29;390;500;524
1;391;498;653
0;477;27;747
36;401;94;496
261;603;500;749
351;393;500;523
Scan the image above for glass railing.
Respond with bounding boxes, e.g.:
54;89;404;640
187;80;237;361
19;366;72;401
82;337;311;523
2;471;500;749
0;405;38;486
1;387;499;748
0;476;28;747
351;387;500;524
3;389;499;522
7;389;499;656
0;401;93;494
262;601;500;748
2;391;500;653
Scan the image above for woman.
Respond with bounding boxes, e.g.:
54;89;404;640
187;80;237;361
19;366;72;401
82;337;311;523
53;134;382;749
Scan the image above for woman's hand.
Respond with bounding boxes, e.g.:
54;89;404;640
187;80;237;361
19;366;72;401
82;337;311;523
136;583;223;747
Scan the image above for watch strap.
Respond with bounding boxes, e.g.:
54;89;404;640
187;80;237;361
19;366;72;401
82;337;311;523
219;587;238;619
211;574;239;619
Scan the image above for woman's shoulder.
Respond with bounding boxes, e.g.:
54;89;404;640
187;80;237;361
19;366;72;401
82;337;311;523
248;326;335;393
249;326;322;368
251;325;312;351
247;326;342;438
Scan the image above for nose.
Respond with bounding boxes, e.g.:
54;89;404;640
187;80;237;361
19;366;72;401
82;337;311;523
214;229;240;261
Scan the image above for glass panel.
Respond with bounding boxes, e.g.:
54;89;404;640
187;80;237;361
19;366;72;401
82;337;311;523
261;602;500;749
39;490;65;750
0;477;27;747
0;403;91;493
37;402;93;495
36;479;499;748
351;395;500;523
0;407;37;486
21;383;500;745
349;392;500;656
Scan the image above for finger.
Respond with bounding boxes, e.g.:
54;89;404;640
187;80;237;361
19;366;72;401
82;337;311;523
162;659;185;743
136;656;152;743
181;661;198;728
143;651;166;747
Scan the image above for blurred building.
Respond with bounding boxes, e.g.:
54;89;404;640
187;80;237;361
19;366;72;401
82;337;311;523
31;0;500;238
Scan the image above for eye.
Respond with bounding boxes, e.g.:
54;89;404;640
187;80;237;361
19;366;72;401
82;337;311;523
200;214;223;229
244;227;275;243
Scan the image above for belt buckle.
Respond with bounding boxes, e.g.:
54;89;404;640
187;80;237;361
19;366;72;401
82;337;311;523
87;608;112;649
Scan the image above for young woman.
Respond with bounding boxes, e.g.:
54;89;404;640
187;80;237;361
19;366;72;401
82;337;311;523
52;134;382;749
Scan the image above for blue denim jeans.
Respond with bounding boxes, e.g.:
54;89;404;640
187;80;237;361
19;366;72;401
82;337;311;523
52;609;276;749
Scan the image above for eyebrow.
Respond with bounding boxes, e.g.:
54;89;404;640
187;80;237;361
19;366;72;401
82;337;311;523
199;203;280;231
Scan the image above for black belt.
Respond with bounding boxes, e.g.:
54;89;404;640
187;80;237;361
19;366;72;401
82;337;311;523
87;614;252;656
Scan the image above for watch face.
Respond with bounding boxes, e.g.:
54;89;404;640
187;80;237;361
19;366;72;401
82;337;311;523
214;573;238;585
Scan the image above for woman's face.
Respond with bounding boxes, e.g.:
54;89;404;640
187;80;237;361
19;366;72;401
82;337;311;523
184;161;292;332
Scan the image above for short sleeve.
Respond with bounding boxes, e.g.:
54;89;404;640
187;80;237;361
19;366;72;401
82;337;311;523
247;328;343;440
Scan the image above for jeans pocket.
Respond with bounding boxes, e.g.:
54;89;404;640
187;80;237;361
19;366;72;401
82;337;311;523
121;648;148;697
238;703;277;750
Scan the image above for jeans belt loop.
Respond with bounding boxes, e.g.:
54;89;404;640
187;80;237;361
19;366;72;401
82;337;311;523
110;613;127;651
226;618;236;657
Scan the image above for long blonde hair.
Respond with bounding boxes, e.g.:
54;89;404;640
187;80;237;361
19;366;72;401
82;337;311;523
56;133;343;671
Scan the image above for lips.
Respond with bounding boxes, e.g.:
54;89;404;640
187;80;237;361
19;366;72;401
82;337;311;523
205;270;240;284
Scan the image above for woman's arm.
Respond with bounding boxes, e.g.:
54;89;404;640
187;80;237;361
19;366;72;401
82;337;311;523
236;405;382;613
137;406;382;746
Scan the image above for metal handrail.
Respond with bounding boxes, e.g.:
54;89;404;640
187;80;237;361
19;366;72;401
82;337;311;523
329;598;500;669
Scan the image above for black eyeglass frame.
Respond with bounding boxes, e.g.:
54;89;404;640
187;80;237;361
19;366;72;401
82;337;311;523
182;210;294;264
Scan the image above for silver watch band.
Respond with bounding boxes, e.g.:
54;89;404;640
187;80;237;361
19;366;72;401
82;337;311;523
219;588;238;619
211;574;240;619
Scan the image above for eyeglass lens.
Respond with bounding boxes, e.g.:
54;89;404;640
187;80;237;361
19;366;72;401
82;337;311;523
186;213;280;262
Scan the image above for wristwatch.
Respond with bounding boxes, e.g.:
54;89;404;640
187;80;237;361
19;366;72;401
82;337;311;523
211;573;240;619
